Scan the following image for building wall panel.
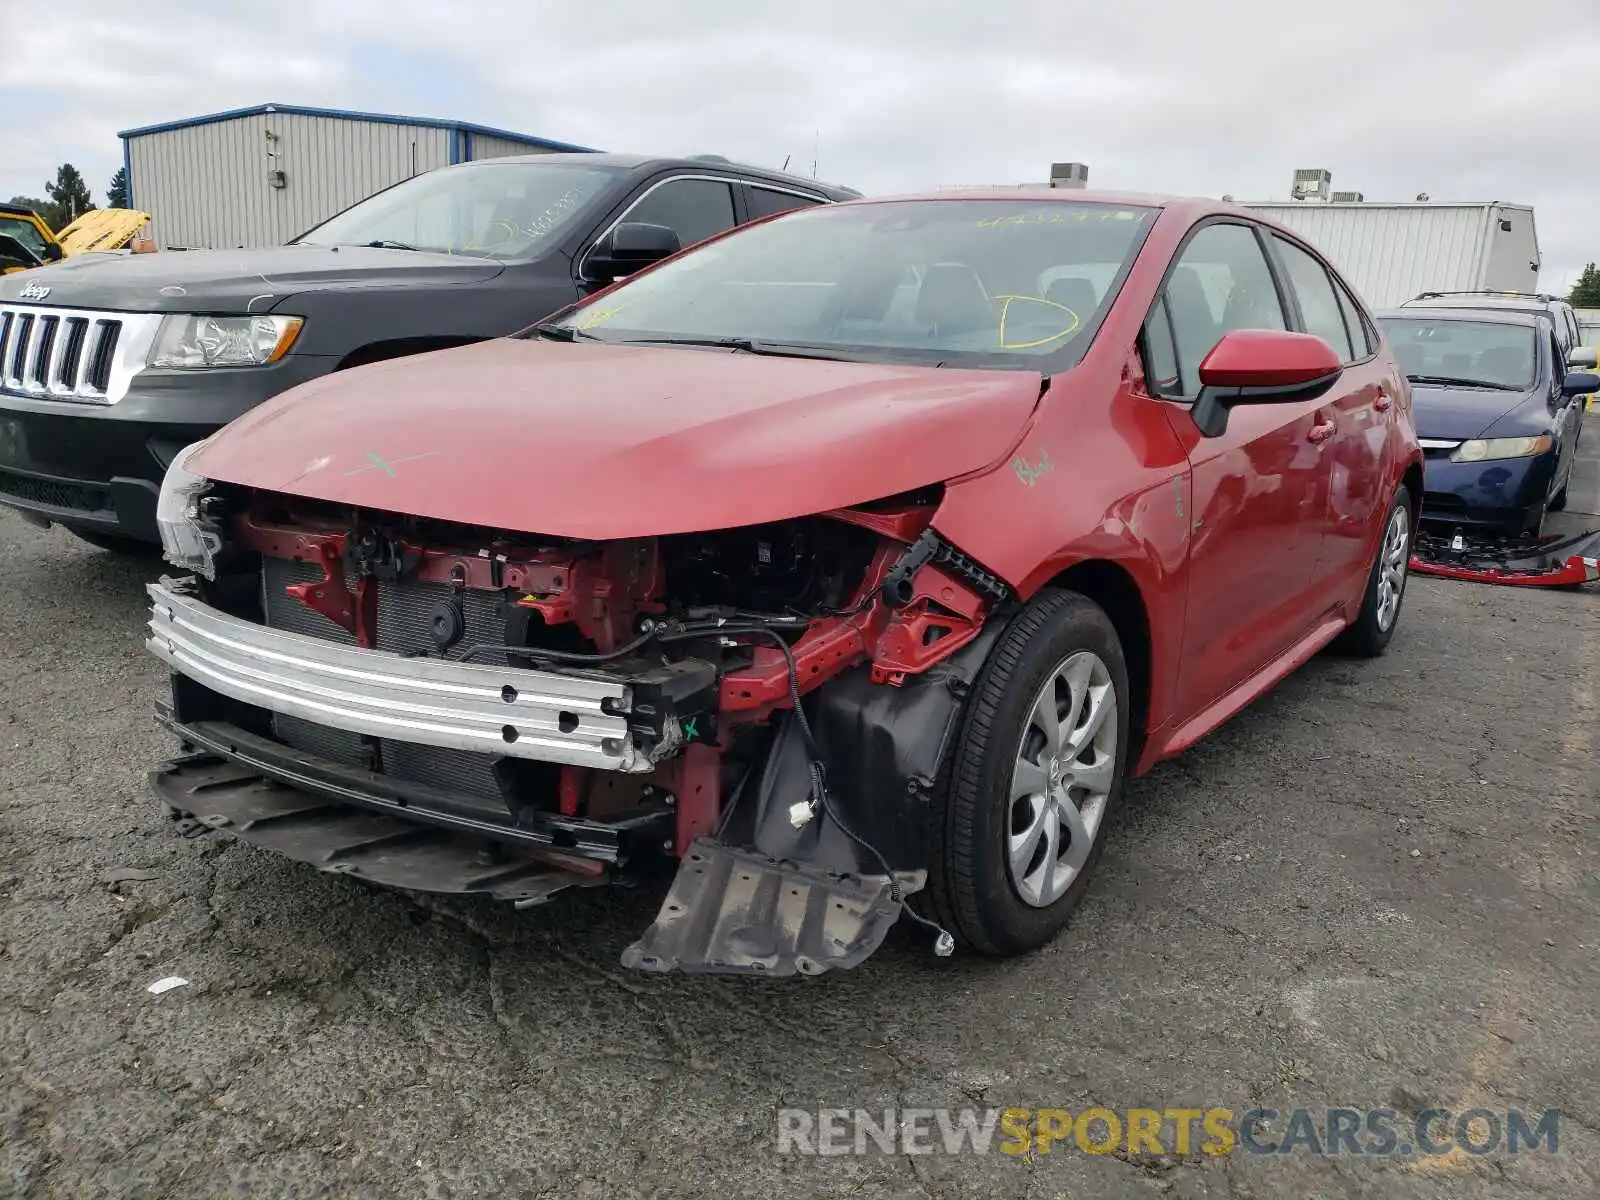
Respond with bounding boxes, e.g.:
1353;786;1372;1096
128;114;449;250
1245;203;1504;309
466;134;556;162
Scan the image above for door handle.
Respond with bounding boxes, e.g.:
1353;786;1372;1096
1373;392;1393;412
1307;421;1336;443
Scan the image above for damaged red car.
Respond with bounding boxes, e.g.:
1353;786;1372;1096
145;191;1423;977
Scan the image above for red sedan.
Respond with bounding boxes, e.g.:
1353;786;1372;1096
146;190;1422;977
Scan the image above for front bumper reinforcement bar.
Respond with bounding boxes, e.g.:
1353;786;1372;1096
146;579;646;771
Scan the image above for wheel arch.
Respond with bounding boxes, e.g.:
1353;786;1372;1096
1042;558;1153;767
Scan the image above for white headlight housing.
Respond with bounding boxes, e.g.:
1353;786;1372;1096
155;441;223;578
149;314;303;369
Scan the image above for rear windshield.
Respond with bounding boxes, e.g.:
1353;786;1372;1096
293;161;624;259
550;198;1159;371
1378;316;1538;390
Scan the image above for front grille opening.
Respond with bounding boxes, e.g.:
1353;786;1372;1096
0;469;108;513
86;321;120;392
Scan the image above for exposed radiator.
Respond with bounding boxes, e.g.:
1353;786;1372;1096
259;557;511;806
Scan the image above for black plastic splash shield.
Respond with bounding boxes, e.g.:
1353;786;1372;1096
153;752;609;906
619;837;927;977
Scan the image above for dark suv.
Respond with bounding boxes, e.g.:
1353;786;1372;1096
0;153;859;551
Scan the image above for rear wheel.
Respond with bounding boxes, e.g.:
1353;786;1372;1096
69;529;162;558
924;588;1131;956
1329;485;1412;658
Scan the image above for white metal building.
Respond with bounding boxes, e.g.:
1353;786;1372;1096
118;103;597;251
1242;199;1541;309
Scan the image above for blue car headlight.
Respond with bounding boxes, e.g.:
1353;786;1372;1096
1449;435;1553;463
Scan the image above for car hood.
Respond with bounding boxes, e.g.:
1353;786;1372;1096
189;338;1045;539
0;244;505;314
1409;383;1542;441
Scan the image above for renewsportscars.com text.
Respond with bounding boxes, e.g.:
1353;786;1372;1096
776;1106;1561;1158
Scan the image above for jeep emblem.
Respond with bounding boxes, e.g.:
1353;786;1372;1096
17;283;50;301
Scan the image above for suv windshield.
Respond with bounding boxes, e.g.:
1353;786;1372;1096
1378;316;1538;390
550;199;1158;370
294;161;624;259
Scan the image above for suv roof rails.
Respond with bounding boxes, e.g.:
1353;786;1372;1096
1411;289;1560;303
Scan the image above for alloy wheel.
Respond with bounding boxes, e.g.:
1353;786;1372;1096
1006;650;1118;908
1375;504;1410;633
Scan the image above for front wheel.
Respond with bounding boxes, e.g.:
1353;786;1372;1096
1329;485;1413;658
923;588;1131;956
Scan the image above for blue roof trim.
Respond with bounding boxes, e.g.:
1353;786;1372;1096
116;102;598;154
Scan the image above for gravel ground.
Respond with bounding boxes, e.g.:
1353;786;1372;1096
1;432;1597;1199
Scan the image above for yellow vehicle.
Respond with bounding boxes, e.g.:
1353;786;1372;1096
0;204;152;274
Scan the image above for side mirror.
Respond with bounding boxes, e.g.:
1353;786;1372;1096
587;221;680;282
1191;329;1344;438
1561;370;1600;397
41;241;63;263
1567;346;1598;369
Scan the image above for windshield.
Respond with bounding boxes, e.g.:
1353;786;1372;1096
0;215;50;259
293;161;624;259
1378;316;1538;390
548;198;1158;370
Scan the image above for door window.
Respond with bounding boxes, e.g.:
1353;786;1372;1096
1332;278;1374;359
1271;235;1354;361
619;178;737;253
1154;222;1287;397
747;187;823;220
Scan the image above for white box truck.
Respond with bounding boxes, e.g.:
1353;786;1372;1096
1241;199;1541;309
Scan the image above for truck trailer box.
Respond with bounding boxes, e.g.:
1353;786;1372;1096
1241;201;1540;310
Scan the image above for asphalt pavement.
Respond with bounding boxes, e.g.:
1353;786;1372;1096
1;429;1596;1199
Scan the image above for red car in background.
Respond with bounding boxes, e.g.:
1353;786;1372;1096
145;190;1422;977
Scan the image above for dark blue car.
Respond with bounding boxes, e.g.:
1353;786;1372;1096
1375;308;1597;535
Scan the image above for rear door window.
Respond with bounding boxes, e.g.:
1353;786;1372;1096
746;187;824;220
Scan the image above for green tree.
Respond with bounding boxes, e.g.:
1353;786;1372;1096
107;166;128;209
1569;262;1600;309
6;195;51;216
43;163;95;230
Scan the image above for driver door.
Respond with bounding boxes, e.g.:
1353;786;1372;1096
1143;221;1335;718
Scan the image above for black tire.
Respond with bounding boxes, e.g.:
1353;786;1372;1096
1329;484;1413;658
69;528;162;558
1549;481;1568;513
922;588;1131;956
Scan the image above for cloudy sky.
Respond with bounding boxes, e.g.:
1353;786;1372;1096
3;0;1597;290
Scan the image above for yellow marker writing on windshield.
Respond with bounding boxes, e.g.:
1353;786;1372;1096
994;295;1082;350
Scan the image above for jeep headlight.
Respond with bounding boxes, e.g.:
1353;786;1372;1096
1449;435;1553;463
155;441;222;578
149;314;303;369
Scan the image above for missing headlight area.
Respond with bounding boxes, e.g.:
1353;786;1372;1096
147;484;1011;975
